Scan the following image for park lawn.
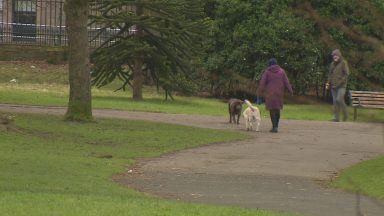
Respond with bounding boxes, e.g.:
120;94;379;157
0;83;227;116
332;156;384;200
1;61;383;122
0;113;297;216
1;83;383;123
0;62;69;85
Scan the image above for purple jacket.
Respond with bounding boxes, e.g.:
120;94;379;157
258;65;293;110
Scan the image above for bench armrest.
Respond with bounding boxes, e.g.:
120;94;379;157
351;98;362;107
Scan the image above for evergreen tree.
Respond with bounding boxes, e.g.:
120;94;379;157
202;0;384;97
203;0;322;97
90;0;206;100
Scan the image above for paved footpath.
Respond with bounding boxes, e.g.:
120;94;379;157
1;103;384;216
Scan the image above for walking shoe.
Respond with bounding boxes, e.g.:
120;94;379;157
269;127;278;133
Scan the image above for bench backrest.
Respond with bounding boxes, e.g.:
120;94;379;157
349;91;384;109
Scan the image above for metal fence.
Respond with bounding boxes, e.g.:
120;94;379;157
0;0;125;47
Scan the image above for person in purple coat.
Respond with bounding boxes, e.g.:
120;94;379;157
257;58;293;133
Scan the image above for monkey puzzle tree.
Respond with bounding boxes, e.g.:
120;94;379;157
64;0;92;121
90;0;206;100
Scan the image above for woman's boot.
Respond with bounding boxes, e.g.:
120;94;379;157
272;110;280;133
269;110;278;133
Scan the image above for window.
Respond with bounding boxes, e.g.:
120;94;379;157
12;0;37;41
14;0;37;12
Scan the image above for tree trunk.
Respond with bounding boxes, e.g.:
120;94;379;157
132;58;144;100
64;0;92;121
132;4;144;100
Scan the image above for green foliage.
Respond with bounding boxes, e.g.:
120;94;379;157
203;0;323;96
307;0;384;91
202;0;384;97
373;0;384;11
372;62;384;84
311;0;354;18
90;0;207;98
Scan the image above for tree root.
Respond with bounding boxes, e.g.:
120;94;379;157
0;114;23;133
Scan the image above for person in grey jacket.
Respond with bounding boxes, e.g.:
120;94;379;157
326;49;350;122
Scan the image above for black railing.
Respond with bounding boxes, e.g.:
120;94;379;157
0;0;122;47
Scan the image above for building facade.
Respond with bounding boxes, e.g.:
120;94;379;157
0;0;130;47
0;0;67;45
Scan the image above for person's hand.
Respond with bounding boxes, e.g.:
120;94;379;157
325;82;330;90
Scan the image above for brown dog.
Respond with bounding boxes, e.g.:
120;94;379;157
228;98;243;124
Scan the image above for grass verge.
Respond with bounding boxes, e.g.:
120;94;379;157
0;113;296;216
332;156;384;200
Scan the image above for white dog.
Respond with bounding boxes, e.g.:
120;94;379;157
243;100;261;131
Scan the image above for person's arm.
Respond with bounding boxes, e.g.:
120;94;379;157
283;71;293;95
326;64;333;89
257;71;267;96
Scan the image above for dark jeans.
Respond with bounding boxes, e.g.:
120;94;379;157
331;87;348;121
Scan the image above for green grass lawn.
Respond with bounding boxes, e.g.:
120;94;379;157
0;113;298;216
1;83;383;122
332;156;384;200
1;61;383;122
1;61;382;214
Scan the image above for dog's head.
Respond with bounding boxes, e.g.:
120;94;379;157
234;103;242;113
229;99;243;114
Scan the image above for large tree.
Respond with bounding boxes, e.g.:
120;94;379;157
295;0;384;92
90;0;205;100
64;0;92;121
203;0;384;97
203;0;322;97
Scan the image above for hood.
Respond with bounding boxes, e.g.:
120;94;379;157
332;49;344;60
267;65;282;73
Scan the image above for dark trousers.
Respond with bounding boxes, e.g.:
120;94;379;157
269;109;280;129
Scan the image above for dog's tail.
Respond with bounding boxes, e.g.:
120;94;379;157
244;99;253;108
244;100;262;117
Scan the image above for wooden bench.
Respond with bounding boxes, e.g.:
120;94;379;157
349;91;384;121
